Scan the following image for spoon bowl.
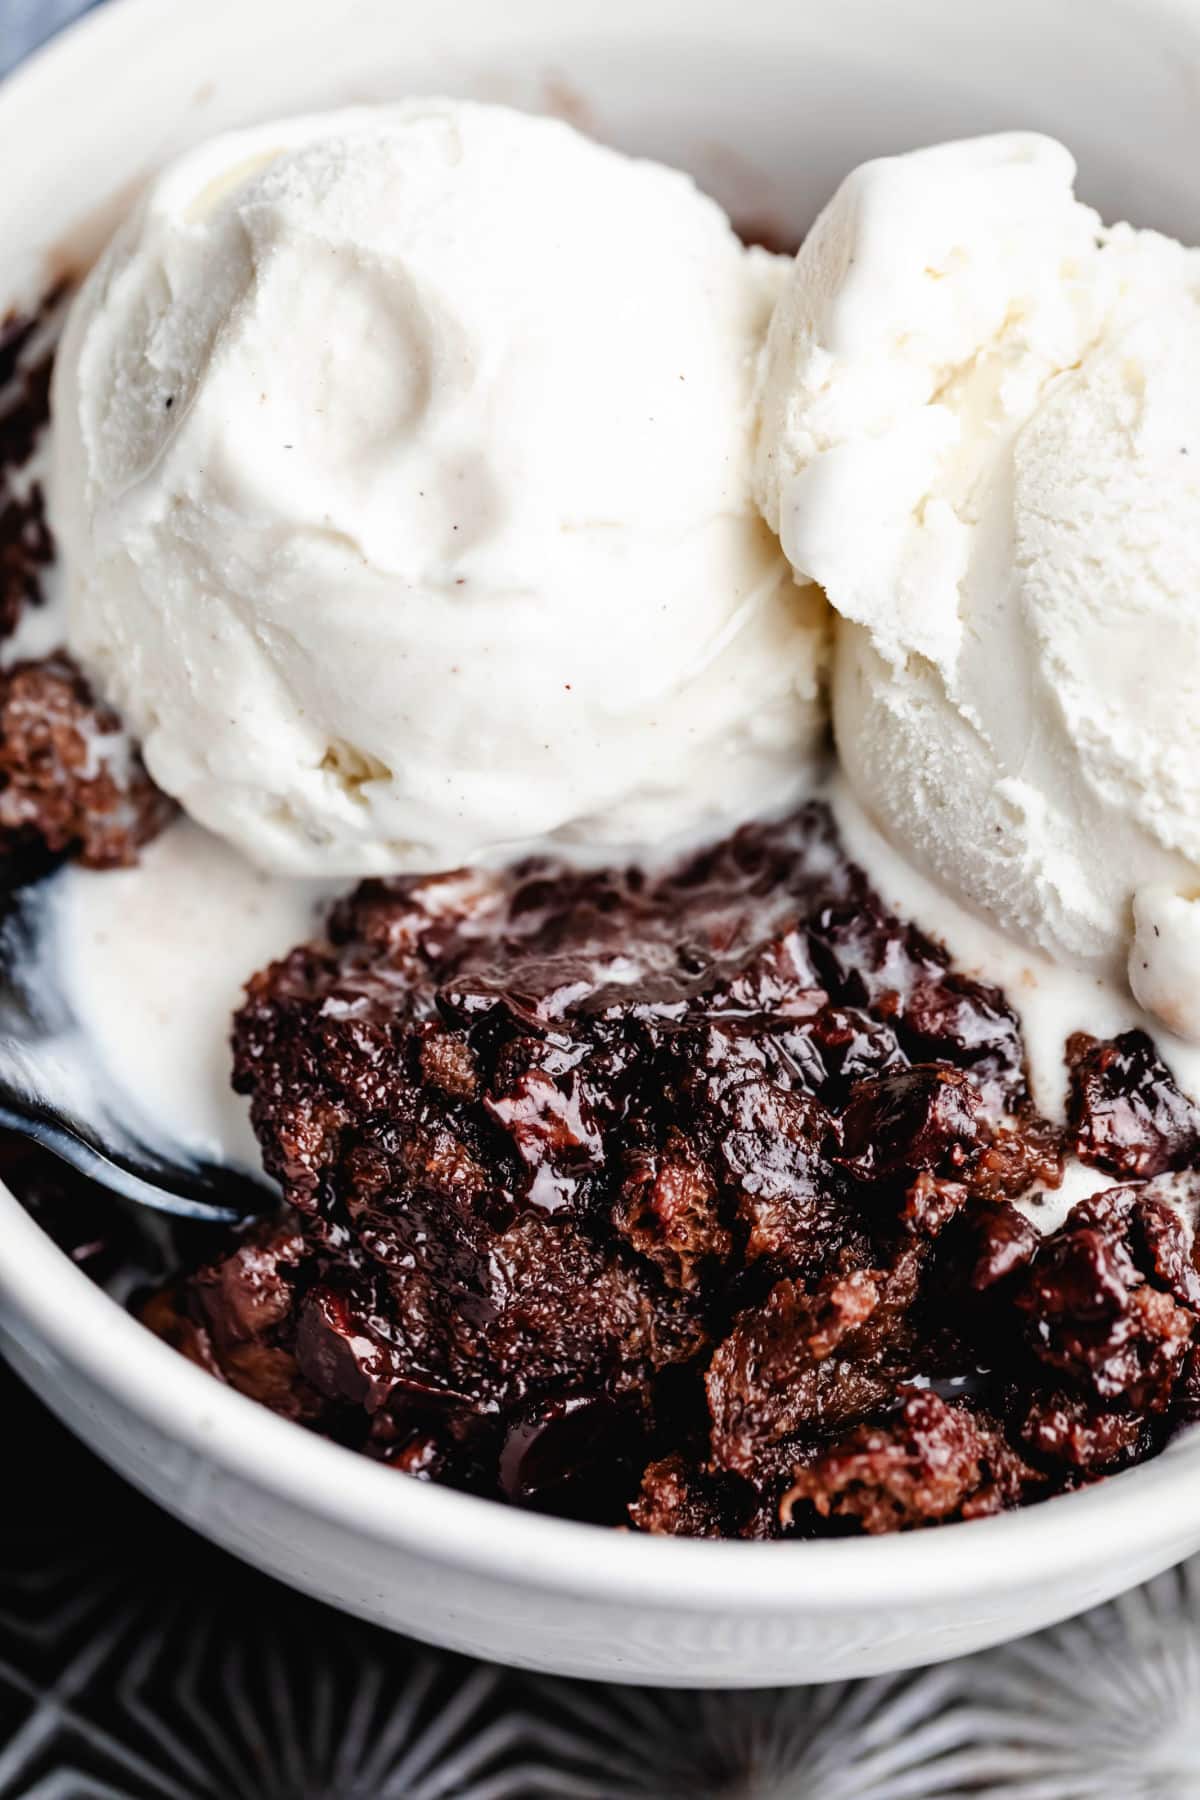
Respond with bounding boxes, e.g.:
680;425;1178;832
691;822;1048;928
0;873;269;1222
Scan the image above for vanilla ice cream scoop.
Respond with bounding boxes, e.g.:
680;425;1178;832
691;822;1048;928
52;101;827;878
755;132;1200;1041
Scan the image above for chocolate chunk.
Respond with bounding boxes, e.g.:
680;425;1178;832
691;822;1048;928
706;1259;918;1479
0;300;60;642
838;1065;982;1184
1018;1392;1146;1474
0;655;173;870
629;1454;740;1539
1068;1031;1200;1178
613;1129;729;1290
1015;1188;1196;1410
781;1390;1040;1534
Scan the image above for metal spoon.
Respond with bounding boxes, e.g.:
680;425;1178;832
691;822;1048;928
0;880;271;1225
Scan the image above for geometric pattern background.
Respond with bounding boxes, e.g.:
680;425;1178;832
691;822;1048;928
4;7;1200;1795
5;1357;1200;1798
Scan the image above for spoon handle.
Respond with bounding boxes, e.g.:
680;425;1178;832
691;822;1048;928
0;1088;265;1223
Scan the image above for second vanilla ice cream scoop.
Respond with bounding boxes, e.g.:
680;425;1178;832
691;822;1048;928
52;100;827;878
756;132;1200;1041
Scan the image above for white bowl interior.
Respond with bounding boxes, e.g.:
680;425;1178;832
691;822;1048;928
3;0;1200;298
3;0;1200;1685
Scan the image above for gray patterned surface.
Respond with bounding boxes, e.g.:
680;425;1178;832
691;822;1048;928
3;3;1197;1793
6;1356;1200;1799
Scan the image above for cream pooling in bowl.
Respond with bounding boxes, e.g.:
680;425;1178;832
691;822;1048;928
51;99;828;880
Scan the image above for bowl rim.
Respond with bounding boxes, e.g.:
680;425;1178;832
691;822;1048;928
4;0;1200;1620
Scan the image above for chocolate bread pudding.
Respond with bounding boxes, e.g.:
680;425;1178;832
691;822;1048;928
135;811;1200;1536
7;109;1200;1546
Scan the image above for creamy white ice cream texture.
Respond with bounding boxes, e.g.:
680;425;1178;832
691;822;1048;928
755;132;1200;1042
52;100;827;879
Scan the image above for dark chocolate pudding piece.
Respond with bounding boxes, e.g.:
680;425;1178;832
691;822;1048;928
0;298;171;876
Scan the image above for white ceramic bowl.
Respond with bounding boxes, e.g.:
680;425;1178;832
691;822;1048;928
3;0;1200;1688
